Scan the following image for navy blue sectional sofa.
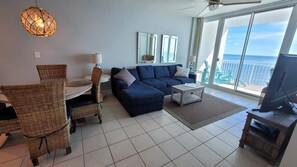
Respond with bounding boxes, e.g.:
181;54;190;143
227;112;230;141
111;64;196;117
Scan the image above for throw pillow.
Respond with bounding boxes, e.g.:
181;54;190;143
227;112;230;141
114;69;136;86
174;66;190;78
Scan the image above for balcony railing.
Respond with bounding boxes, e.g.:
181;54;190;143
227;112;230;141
220;60;274;87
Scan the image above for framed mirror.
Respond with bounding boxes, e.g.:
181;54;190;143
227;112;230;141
161;35;178;63
137;32;157;64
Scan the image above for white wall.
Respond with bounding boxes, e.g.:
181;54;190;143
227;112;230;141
0;0;192;85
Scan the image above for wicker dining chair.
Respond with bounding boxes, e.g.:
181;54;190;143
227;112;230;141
36;64;67;80
67;67;102;123
1;81;72;166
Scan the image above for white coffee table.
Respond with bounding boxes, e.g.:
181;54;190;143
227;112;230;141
171;83;205;107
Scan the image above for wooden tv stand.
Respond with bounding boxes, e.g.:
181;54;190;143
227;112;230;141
239;110;297;165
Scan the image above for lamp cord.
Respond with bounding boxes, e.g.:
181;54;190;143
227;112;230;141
35;0;38;7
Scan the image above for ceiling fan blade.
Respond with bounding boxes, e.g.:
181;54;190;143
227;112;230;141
221;0;262;5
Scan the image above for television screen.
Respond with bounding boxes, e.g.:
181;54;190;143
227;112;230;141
259;53;297;114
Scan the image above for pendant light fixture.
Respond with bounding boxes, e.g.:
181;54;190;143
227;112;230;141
21;0;57;37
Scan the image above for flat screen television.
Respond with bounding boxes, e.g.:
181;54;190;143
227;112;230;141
259;53;297;114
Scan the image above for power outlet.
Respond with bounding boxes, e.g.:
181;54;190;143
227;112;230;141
34;51;40;58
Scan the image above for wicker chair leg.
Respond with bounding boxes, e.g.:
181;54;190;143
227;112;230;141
31;158;39;166
66;146;72;154
98;114;102;124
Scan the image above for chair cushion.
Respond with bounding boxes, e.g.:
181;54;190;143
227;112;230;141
66;94;96;108
137;66;155;80
0;106;17;120
154;66;170;79
66;105;72;119
114;69;136;86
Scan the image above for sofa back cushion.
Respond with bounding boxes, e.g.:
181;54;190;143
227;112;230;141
168;64;182;77
128;69;140;81
154;66;170;78
137;65;155;80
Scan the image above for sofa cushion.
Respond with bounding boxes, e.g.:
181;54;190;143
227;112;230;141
154;66;170;79
128;69;140;81
174;66;190;78
158;78;182;87
114;69;136;86
168;64;182;77
142;79;167;90
174;77;195;84
121;81;164;106
137;66;155;80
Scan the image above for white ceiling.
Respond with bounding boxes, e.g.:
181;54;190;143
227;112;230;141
148;0;283;18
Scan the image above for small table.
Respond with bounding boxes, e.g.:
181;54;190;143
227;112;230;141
0;78;92;102
84;74;111;83
171;83;205;106
239;110;297;164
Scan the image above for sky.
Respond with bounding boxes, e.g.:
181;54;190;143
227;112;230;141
224;22;297;56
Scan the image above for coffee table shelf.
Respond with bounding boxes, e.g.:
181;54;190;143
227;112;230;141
171;84;205;106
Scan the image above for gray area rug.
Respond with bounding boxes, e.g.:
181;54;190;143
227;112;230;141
164;93;247;130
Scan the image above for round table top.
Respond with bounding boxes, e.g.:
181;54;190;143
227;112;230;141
0;78;92;103
84;74;111;83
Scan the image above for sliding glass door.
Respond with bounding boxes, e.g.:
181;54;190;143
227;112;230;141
213;15;251;90
210;7;293;96
237;7;293;95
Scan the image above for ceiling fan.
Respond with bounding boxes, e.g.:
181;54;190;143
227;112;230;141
207;0;262;11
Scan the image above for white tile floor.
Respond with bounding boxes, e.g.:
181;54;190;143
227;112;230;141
0;88;282;167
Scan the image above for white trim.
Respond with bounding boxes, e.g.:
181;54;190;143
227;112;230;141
280;4;297;53
203;0;297;21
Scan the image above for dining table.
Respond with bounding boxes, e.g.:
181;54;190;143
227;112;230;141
0;78;92;147
0;78;92;103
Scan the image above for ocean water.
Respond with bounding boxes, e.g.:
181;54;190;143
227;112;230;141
219;54;277;86
223;54;277;64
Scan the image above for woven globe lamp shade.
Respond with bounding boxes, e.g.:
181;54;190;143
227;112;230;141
21;6;56;37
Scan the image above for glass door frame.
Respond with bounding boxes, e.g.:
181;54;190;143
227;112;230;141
204;5;297;97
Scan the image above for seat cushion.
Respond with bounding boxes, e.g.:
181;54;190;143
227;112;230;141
137;66;155;80
174;77;195;84
0;106;17;120
158;78;182;87
120;81;164;106
66;94;96;108
154;66;170;79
